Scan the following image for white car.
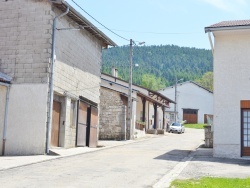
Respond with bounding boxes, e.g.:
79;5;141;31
169;122;185;134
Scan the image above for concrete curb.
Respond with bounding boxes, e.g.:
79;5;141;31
153;141;204;188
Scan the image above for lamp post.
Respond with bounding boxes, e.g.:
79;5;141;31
174;77;183;122
127;39;144;140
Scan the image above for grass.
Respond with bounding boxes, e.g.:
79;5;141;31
184;124;205;129
170;177;250;188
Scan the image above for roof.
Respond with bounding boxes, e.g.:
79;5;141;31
160;81;213;94
51;1;117;48
0;72;12;84
205;19;250;33
101;73;175;105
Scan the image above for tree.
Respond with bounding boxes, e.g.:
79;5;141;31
141;74;169;91
195;72;213;91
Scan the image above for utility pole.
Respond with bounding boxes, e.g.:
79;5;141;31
128;39;133;139
174;77;183;122
174;77;177;122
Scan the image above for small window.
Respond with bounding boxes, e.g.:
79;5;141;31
183;109;198;114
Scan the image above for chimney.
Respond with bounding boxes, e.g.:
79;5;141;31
112;67;118;78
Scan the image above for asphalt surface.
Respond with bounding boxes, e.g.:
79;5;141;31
0;128;249;188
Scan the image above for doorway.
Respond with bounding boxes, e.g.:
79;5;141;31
241;109;250;156
51;101;61;147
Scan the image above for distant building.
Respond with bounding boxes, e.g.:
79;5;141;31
159;81;213;124
99;73;175;140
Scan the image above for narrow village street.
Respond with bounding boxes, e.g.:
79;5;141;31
1;129;250;188
0;129;203;188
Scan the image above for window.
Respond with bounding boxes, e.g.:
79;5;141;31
183;109;197;114
242;110;250;147
170;113;175;122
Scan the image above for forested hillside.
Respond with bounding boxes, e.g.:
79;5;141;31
102;45;213;89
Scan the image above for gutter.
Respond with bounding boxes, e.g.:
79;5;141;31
46;0;69;155
1;82;10;156
205;25;250;33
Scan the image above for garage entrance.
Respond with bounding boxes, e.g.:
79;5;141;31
183;109;198;124
76;97;98;148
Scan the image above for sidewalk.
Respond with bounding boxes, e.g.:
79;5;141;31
0;134;159;171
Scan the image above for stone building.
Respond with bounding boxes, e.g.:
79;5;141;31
99;73;175;140
0;0;115;155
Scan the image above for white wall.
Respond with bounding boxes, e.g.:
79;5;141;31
5;84;48;155
213;30;250;158
159;82;213;123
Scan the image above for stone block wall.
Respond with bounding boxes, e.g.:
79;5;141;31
0;0;52;84
99;87;128;140
54;8;102;104
0;0;105;154
204;125;213;148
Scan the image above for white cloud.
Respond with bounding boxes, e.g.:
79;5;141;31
201;0;248;13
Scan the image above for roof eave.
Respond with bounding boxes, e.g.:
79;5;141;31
53;1;117;47
205;25;250;33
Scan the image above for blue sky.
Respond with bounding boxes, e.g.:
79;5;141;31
66;0;250;49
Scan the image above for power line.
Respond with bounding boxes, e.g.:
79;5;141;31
70;0;130;42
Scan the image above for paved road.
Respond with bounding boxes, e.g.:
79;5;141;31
0;129;203;188
2;129;250;188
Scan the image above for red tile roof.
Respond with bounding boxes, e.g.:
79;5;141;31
205;19;250;33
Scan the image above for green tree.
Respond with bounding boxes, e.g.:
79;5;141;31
141;74;168;90
102;44;213;86
195;72;213;91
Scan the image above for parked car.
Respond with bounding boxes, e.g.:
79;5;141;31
169;122;185;134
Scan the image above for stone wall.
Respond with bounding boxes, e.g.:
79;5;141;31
54;7;102;104
204;125;213;148
0;0;51;84
0;0;104;154
53;6;103;146
99;87;128;140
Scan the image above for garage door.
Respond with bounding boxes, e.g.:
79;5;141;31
183;109;198;124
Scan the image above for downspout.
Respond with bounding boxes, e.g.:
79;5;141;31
2;83;10;156
45;2;69;154
208;32;214;56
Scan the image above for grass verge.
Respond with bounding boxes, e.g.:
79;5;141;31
170;177;250;188
184;124;204;129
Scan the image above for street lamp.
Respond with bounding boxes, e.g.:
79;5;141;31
174;77;183;122
128;39;145;140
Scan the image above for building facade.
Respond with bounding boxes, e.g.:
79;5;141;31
159;81;213;124
0;0;115;155
99;73;174;140
205;19;250;158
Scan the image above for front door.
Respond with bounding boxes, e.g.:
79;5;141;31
242;109;250;156
51;101;61;147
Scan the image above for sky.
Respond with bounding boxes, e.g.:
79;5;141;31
66;0;250;49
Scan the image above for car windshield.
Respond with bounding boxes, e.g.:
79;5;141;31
172;123;181;126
